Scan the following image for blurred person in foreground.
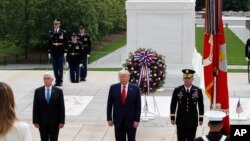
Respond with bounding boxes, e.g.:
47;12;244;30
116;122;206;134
194;110;229;141
0;82;32;141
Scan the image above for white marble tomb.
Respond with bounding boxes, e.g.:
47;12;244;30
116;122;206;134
126;0;203;88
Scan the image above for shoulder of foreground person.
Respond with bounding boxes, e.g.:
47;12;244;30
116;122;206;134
13;121;32;141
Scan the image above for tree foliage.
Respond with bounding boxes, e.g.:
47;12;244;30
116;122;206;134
0;0;126;57
196;0;250;11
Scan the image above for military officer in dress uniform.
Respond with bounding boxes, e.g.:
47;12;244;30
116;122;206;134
66;33;83;83
245;38;250;61
77;25;92;81
245;38;250;82
170;69;204;141
48;19;67;86
194;110;229;141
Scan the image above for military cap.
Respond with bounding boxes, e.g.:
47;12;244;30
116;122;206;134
79;25;86;29
53;19;61;24
71;32;78;36
182;69;195;78
205;110;226;121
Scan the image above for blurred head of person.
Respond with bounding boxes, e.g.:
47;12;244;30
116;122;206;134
53;19;61;29
247;38;250;46
43;73;54;87
0;82;17;136
79;25;85;34
71;33;78;42
119;70;130;85
182;69;195;87
205;110;226;133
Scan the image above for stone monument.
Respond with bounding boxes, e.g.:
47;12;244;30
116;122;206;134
126;0;203;88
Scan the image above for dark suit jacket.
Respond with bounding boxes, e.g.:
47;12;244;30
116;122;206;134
107;83;141;128
170;85;204;128
33;86;65;127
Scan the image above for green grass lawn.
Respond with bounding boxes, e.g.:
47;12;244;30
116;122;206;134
195;27;246;65
89;36;126;63
247;25;250;30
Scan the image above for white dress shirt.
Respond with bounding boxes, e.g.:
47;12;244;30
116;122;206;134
184;85;192;93
44;86;52;100
54;28;59;33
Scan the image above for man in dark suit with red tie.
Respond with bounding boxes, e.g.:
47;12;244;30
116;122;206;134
33;73;65;141
107;70;141;141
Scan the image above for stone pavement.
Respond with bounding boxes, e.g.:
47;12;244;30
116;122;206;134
0;70;250;141
229;26;250;44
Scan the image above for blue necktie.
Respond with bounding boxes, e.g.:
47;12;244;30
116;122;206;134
46;88;50;104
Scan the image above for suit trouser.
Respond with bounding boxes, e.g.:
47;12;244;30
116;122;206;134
177;127;197;141
80;54;87;79
51;55;64;84
69;63;80;82
39;126;59;141
114;121;137;141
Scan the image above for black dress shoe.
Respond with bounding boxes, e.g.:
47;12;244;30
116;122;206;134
57;83;62;86
80;78;86;81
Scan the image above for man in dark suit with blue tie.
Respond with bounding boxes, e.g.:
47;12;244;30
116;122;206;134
33;73;65;141
107;70;141;141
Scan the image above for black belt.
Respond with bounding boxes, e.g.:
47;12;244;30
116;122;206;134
52;43;63;46
69;53;80;55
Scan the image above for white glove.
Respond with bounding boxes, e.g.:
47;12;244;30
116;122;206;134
246;57;249;61
64;53;67;57
87;54;90;58
48;53;51;59
79;64;83;67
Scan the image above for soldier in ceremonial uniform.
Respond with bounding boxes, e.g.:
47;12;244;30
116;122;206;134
170;69;204;141
48;19;67;86
194;110;229;141
245;38;250;61
66;33;83;83
77;25;92;81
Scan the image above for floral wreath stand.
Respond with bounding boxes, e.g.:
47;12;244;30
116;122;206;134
141;95;161;122
123;48;166;122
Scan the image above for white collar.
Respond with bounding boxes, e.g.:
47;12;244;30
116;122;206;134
45;85;52;90
184;85;192;90
121;83;129;88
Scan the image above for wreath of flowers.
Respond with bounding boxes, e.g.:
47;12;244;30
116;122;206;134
123;48;167;95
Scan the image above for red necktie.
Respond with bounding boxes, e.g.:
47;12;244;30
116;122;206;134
121;85;126;105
